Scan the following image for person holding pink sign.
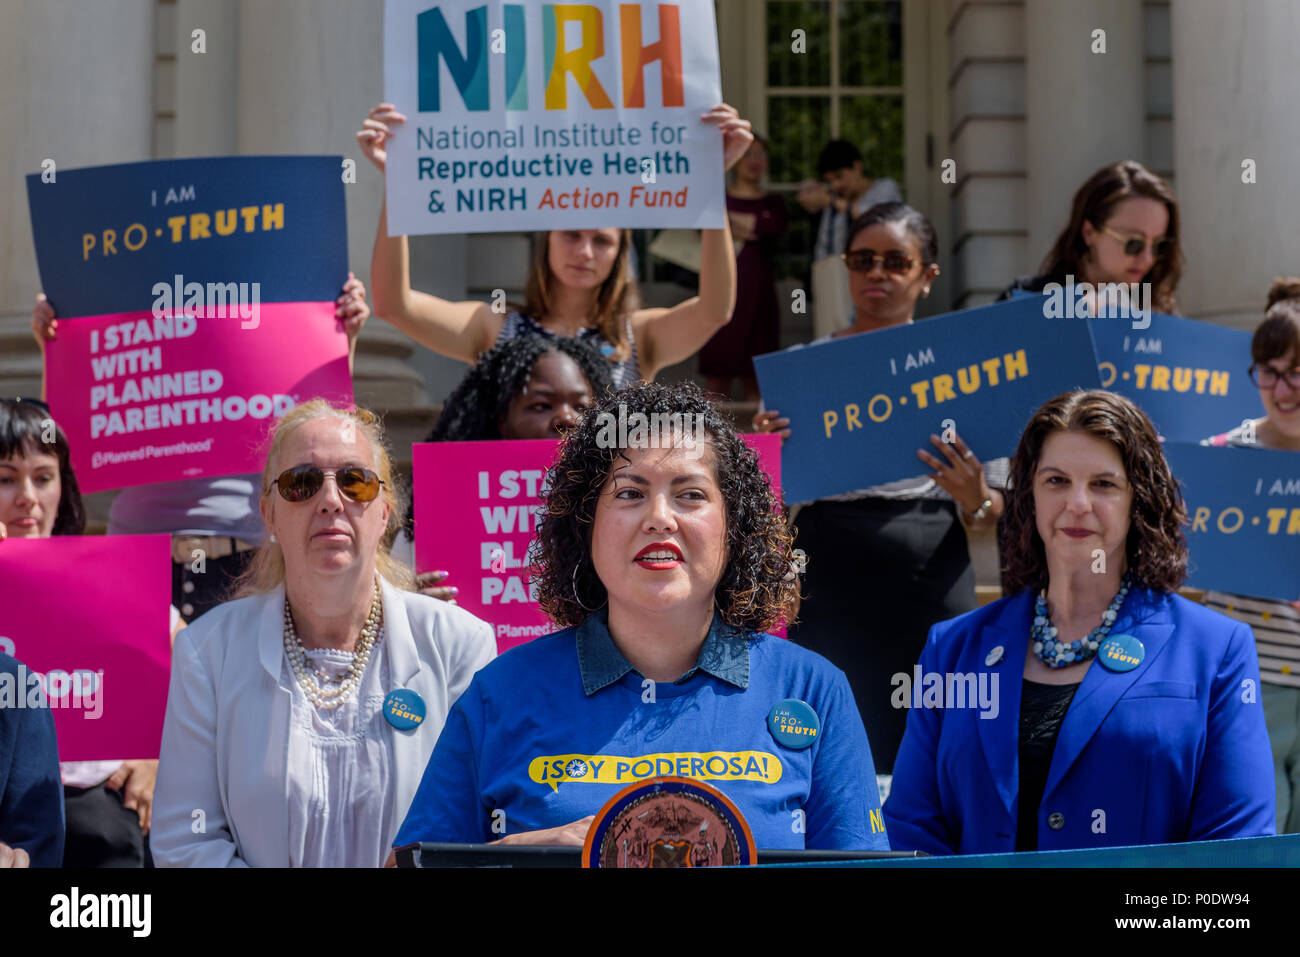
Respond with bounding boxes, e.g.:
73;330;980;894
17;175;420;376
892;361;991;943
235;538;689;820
394;334;615;597
30;275;371;624
357;102;752;387
152;400;495;867
1;397;184;867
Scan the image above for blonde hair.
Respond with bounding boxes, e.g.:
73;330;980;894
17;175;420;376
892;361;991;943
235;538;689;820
519;229;636;363
234;399;414;597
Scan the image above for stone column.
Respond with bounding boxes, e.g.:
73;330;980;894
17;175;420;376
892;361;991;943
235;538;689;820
231;0;445;413
1024;0;1145;263
0;0;155;397
1170;0;1300;328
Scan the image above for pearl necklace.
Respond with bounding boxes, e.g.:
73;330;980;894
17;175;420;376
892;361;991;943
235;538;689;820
283;582;383;709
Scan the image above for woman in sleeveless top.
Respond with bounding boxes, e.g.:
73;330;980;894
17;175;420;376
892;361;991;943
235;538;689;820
357;102;755;385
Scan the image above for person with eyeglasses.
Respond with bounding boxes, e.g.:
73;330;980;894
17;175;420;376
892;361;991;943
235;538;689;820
151;399;495;867
31;276;371;624
1199;277;1300;834
997;160;1182;315
1;397;187;868
752;203;1009;774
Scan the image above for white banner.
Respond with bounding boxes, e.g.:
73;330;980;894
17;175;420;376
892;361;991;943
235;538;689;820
383;0;724;235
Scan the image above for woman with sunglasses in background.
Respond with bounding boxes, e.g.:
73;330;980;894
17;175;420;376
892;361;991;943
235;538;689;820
152;400;495;867
1;397;186;867
998;160;1182;314
1200;278;1300;834
752;203;1008;775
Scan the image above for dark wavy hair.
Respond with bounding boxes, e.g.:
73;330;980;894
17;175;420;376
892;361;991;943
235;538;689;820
999;389;1187;594
1038;160;1182;314
0;399;85;535
847;202;939;264
405;334;615;537
531;381;797;632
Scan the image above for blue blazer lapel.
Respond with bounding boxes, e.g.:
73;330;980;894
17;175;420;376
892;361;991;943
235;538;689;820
1044;588;1175;796
976;589;1032;821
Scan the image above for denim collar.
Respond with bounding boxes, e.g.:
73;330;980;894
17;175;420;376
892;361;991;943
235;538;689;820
574;607;751;696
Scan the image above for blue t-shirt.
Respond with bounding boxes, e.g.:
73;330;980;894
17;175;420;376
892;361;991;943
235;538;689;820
395;608;889;851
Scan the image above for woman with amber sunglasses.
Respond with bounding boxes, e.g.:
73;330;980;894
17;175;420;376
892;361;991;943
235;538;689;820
998;160;1183;314
152;399;495;867
752;203;1009;775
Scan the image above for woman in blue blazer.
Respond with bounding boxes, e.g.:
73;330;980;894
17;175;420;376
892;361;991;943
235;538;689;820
885;389;1275;854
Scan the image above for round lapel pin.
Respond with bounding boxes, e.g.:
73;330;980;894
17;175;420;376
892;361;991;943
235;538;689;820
383;688;426;730
1098;633;1145;673
985;645;1005;667
767;699;820;750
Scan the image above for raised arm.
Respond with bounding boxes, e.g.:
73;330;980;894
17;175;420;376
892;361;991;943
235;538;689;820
359;103;502;365
633;104;751;379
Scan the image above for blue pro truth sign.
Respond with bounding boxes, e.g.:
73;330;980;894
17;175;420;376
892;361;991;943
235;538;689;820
753;297;1102;504
1090;312;1261;444
1163;442;1300;602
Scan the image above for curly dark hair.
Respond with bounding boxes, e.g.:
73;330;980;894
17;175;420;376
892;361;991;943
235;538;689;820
405;334;615;537
430;334;615;442
0;399;85;535
531;380;798;633
999;389;1187;594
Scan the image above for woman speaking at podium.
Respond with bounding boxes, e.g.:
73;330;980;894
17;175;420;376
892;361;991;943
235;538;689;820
390;381;889;854
885;390;1275;854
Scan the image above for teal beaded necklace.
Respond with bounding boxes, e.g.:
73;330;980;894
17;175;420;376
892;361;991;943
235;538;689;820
1031;573;1133;668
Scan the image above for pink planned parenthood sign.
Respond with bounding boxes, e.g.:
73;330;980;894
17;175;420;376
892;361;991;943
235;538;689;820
412;434;782;653
0;535;172;762
25;156;354;492
46;303;352;493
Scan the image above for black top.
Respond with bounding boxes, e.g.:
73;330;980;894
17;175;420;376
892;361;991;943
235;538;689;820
1016;678;1082;851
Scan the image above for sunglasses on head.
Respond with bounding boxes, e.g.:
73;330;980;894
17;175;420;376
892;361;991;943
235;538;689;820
1099;225;1172;260
272;465;384;503
841;249;915;275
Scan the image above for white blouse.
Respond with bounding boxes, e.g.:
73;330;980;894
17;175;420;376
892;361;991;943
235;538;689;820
284;637;395;868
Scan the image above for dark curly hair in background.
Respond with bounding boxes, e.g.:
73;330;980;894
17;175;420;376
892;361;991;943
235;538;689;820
999;389;1187;595
531;380;798;633
430;333;615;442
405;334;615;536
